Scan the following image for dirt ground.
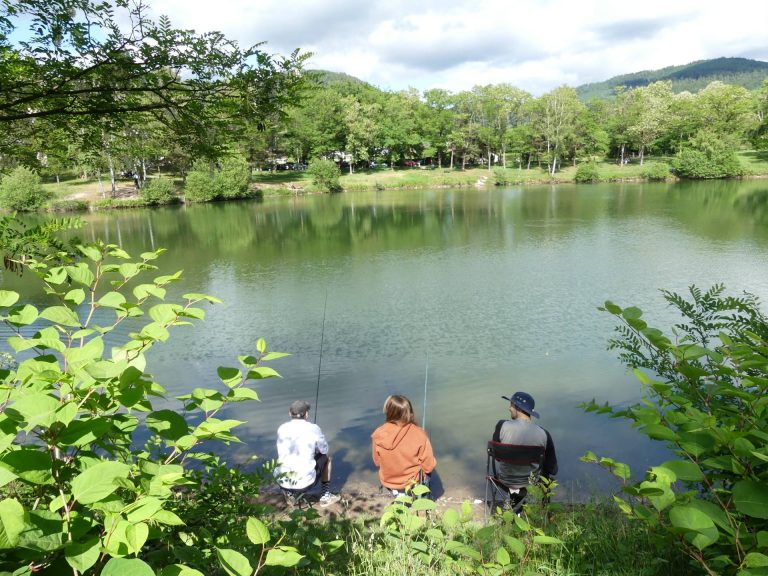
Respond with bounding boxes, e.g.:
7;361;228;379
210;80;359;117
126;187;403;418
257;479;488;522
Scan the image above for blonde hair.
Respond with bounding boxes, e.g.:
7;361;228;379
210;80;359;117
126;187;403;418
383;395;417;425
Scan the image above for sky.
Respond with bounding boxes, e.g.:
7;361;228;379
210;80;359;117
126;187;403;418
146;0;768;96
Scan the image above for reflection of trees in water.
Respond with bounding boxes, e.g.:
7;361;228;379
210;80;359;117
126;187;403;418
733;184;768;225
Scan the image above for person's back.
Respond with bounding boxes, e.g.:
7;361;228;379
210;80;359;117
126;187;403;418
494;418;548;487
492;391;557;489
371;395;436;492
276;417;326;489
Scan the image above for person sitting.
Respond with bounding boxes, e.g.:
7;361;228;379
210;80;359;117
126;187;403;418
275;400;340;507
492;391;558;502
371;395;436;496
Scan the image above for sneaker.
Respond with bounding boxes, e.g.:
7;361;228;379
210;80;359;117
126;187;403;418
318;492;340;507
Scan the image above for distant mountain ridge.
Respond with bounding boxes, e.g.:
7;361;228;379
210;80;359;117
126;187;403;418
575;57;768;101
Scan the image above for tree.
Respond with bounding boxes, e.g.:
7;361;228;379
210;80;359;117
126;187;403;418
0;0;307;152
626;81;673;165
532;87;583;175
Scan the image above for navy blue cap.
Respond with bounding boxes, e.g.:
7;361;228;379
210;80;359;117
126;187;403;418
502;391;540;418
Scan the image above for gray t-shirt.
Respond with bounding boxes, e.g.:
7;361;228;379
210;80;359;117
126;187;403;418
494;419;548;488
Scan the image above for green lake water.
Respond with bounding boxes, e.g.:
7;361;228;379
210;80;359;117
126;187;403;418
4;179;768;497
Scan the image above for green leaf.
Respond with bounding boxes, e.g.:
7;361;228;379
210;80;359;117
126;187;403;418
0;290;19;307
0;448;53;484
64;289;85;306
146;410;189;441
442;508;459;528
151;509;185;526
102;558;155;576
260;352;290;361
125;521;149;554
669;505;719;550
0;467;18;489
265;546;304;567
71;461;131;504
733;480;768;519
64;537;100;572
533;535;563;545
622;306;643;320
149;303;181;324
639;424;678;441
660;460;704;482
78;245;103;262
216;548;253;576
7;304;38;326
217;367;242;387
66;263;95;287
45;267;68;285
98;291;127;309
246;367;281;379
160;565;206;576
503;535;525;558
182;293;223;304
124;498;163;523
174;435;198;451
11;393;60;431
603;301;622;314
246;517;270;545
40;306;81;328
745;553;768;568
119;262;140;279
496;546;511;565
411;499;436;512
0;498;25;549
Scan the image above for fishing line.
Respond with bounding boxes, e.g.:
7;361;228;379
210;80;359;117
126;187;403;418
313;290;328;424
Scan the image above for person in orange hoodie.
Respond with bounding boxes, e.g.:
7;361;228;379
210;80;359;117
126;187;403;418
371;395;437;495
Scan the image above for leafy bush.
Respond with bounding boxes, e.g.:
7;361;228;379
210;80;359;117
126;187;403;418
184;158;253;202
675;130;744;179
139;177;177;205
640;162;672;181
183;166;216;202
585;285;768;575
0;165;53;211
574;162;600;183
307;159;341;193
216;156;251;199
0;243;296;575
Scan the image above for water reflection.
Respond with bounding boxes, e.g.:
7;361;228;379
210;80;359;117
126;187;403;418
4;181;768;497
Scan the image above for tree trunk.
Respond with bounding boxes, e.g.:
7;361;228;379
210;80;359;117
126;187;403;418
107;156;116;197
620;143;625;166
450;150;454;170
487;149;492;172
639;145;645;165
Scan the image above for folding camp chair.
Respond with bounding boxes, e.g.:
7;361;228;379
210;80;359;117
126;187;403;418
484;440;545;520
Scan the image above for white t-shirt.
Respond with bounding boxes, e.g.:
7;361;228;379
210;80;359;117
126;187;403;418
275;418;329;490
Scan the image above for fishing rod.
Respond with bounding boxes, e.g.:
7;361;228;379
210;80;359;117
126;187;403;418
313;290;328;424
422;353;429;430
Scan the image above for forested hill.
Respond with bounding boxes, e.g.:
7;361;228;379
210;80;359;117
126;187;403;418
576;57;768;100
309;70;372;88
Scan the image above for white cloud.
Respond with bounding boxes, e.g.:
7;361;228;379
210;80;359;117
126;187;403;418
146;0;768;95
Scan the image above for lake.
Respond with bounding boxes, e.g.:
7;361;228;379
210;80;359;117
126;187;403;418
3;178;768;499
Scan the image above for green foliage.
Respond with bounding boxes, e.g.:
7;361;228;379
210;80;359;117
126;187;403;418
0;215;80;273
139;177;178;205
183;158;254;202
640;162;672;181
307;159;342;193
0;242;288;575
48;199;90;212
574;162;600;183
586;285;768;575
674;131;744;179
0;166;53;211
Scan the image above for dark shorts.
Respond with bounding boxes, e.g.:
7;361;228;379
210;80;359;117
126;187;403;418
314;453;329;476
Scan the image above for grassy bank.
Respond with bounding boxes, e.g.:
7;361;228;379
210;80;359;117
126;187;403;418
31;150;768;211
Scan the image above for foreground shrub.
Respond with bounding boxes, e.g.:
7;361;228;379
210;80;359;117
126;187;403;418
307;159;341;193
139;176;177;205
640;162;672;181
183;166;216;202
0;243;294;575
574;162;600;183
585;285;768;575
0;165;53;211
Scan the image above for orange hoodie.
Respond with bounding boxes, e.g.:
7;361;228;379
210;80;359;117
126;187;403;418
371;421;437;489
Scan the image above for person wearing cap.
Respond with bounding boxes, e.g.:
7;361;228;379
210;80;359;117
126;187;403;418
371;394;437;496
275;400;340;507
493;391;558;489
